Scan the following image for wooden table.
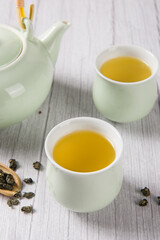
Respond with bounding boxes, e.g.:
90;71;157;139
0;0;160;239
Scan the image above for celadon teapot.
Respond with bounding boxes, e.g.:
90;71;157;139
0;13;70;129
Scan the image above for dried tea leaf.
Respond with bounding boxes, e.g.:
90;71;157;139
0;177;6;183
7;198;13;207
141;187;150;197
23;178;33;184
157;196;160;205
0;183;13;190
7;197;19;207
9;159;17;171
139;199;148;207
14;191;22;199
0;169;15;190
21;206;33;213
6;174;15;185
23;192;35;199
0;170;7;182
33;161;41;170
0;169;4;175
0;170;6;183
0;169;6;178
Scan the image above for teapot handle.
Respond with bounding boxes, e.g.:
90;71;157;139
15;0;34;29
22;18;34;40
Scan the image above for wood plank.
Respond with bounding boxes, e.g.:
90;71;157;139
114;1;160;239
0;0;160;239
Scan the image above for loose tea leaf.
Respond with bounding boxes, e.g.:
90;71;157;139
0;177;5;183
0;169;5;176
7;197;19;207
7;199;12;207
23;192;35;199
157;196;160;205
0;170;6;183
23;178;33;184
0;183;13;190
21;206;33;213
139;199;148;207
33;161;41;170
6;174;15;185
9;159;17;171
141;187;150;197
38;111;42;114
0;169;15;191
14;191;22;199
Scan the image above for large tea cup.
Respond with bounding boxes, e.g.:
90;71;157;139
45;117;123;213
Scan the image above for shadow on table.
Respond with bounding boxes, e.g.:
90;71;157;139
0;79;159;159
115;100;160;139
48;79;160;139
74;177;152;239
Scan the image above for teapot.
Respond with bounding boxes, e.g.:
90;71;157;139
0;8;70;129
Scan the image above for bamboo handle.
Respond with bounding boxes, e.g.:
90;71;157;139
29;4;34;22
15;0;24;8
16;8;25;29
15;0;34;29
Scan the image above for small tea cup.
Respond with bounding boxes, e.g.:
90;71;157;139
93;45;158;123
45;117;123;213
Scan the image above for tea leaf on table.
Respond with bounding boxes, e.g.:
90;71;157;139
7;197;19;207
33;161;41;170
141;187;150;197
157;196;160;205
9;159;17;171
23;178;33;184
23;192;35;199
14;191;22;199
21;206;33;213
139;199;148;207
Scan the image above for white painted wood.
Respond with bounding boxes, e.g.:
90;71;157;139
0;0;160;239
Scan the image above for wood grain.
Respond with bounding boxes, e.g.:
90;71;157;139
0;0;160;239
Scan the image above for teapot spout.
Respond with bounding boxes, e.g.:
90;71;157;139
39;21;70;65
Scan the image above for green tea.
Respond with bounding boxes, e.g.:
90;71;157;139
100;56;152;83
53;130;115;172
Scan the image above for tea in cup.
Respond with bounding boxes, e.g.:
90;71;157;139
45;117;123;213
93;45;158;122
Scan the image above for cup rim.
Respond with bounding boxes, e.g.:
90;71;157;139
45;117;123;176
95;44;159;85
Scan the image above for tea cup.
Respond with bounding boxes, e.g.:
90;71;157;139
93;45;158;122
45;117;123;213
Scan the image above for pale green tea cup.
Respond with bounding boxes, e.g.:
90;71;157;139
45;117;123;213
93;45;158;123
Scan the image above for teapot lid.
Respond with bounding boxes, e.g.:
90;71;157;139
0;27;22;68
